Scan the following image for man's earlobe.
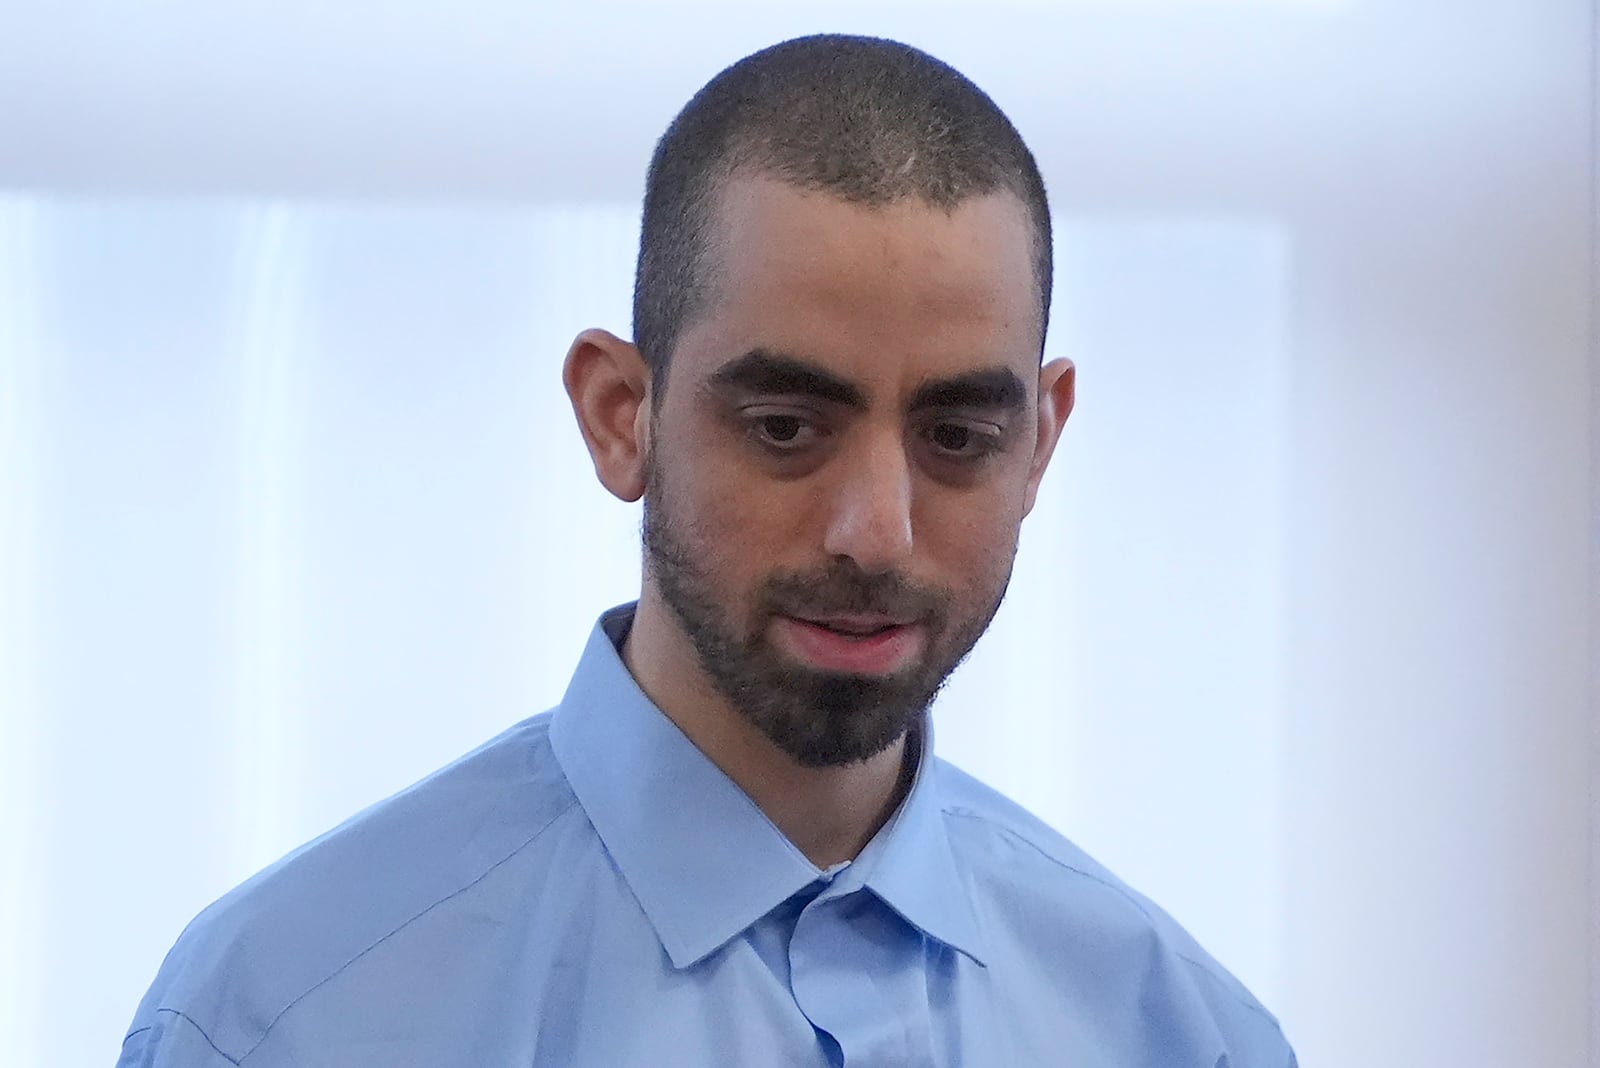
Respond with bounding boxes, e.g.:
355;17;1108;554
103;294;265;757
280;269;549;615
563;329;651;503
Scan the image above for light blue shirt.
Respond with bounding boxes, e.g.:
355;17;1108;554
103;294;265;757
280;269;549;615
119;605;1295;1066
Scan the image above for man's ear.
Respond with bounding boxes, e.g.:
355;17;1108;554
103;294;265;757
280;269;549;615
1022;357;1075;516
563;328;652;503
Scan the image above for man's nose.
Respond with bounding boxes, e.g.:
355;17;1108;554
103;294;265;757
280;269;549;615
821;434;914;572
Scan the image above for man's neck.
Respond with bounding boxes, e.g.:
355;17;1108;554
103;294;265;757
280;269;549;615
621;593;915;869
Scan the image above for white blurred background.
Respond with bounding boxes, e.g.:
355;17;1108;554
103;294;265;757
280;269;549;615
0;2;1593;1066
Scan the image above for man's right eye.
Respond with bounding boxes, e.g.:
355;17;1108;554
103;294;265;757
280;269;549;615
745;409;823;452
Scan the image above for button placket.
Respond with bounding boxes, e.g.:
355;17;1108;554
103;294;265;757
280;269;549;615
788;888;933;1066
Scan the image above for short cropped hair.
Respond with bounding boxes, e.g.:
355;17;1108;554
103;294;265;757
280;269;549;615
632;34;1053;386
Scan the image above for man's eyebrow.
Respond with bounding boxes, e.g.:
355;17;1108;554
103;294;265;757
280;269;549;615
908;368;1028;413
706;349;866;408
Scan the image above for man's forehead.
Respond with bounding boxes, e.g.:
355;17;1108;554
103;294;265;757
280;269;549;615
697;175;1035;305
653;172;1042;409
702;184;1033;314
704;172;1033;254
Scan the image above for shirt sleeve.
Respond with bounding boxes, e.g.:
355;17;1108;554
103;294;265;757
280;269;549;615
117;1011;239;1068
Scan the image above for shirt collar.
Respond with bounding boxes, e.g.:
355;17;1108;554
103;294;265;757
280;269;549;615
550;604;987;970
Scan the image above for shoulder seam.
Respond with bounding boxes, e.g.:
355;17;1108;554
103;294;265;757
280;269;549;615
1176;952;1287;1032
141;1007;243;1065
941;804;1275;1025
233;794;583;1064
942;804;1156;918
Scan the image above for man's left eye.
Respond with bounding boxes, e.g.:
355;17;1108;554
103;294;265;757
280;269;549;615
760;415;804;443
926;421;1001;458
930;423;973;452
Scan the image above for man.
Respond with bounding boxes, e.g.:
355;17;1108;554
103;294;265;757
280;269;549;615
119;35;1295;1067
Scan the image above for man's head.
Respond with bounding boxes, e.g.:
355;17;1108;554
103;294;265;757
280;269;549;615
565;35;1074;769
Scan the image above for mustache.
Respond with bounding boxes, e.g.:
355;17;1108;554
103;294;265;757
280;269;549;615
759;563;949;620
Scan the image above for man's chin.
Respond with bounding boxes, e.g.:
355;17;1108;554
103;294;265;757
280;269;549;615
752;685;924;768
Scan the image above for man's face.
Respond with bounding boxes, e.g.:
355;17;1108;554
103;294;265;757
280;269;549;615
642;175;1055;768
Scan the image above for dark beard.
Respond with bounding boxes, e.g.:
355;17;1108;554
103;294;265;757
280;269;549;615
640;465;1008;768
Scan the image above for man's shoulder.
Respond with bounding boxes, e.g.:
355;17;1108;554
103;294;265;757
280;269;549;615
126;712;583;1061
928;757;1191;942
929;756;1177;920
928;758;1290;1056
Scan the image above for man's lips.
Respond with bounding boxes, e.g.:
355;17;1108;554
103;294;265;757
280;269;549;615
771;613;926;674
789;612;915;635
